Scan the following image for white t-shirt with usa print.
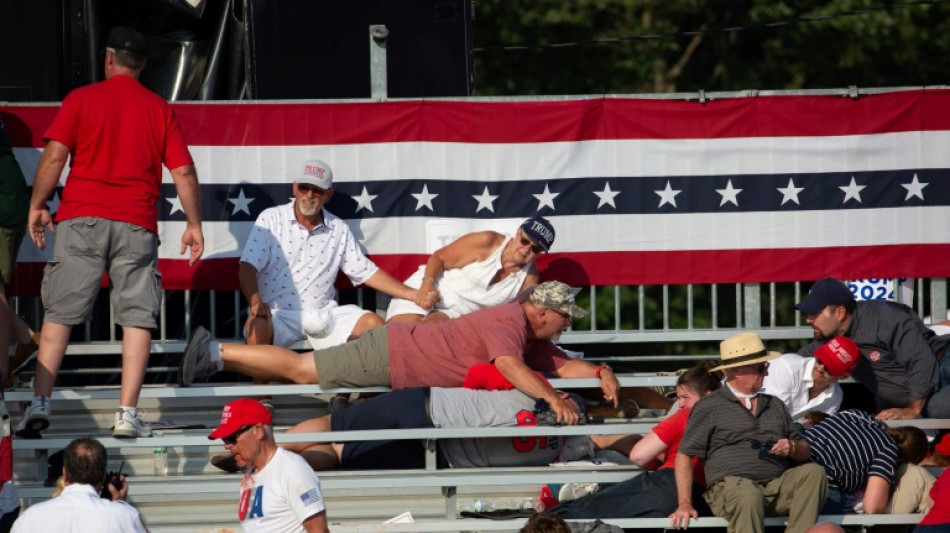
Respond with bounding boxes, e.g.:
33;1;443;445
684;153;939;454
241;447;326;533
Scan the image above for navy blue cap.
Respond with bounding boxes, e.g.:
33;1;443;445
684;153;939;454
796;277;855;314
520;216;555;252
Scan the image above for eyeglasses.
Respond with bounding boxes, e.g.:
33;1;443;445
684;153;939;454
297;184;329;196
223;425;254;445
548;307;571;320
518;233;544;255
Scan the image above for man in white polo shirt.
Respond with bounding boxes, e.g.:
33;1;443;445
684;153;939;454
239;159;437;352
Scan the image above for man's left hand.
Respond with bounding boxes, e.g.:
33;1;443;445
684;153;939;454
180;226;205;266
875;407;920;420
550;392;581;425
108;474;130;501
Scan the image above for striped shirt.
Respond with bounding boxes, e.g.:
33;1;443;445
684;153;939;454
679;386;801;486
804;409;897;494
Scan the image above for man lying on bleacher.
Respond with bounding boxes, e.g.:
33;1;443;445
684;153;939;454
180;281;621;424
210;364;636;473
796;277;950;420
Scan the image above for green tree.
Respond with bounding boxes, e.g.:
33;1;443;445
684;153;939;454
472;0;950;95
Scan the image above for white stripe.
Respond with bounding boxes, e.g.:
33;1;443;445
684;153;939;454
137;207;950;259
13;130;950;184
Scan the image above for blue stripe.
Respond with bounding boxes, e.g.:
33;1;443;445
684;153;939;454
144;168;949;222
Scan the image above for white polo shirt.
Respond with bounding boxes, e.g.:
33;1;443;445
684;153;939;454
11;484;146;533
240;202;379;310
760;352;843;422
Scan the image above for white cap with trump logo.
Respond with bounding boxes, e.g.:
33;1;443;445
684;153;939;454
297;159;333;189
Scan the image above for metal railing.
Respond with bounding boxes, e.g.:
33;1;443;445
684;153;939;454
11;278;947;352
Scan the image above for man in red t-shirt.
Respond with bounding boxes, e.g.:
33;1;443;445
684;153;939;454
18;27;204;439
180;281;621;424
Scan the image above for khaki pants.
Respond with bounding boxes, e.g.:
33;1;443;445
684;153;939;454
705;463;828;533
887;463;936;514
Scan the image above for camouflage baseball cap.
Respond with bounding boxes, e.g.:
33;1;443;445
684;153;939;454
526;281;588;319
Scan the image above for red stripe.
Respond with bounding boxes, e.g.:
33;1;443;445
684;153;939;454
8;245;947;296
5;89;950;147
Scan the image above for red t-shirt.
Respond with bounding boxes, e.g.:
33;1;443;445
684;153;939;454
43;74;193;233
653;407;706;487
919;468;950;525
387;302;569;389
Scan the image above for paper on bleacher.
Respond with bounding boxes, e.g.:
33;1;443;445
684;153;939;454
384;511;414;524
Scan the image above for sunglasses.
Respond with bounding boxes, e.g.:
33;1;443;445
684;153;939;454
751;362;770;374
223;424;255;446
518;234;545;255
548;307;571;320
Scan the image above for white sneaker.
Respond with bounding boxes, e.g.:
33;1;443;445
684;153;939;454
14;399;50;439
113;410;152;438
558;482;600;502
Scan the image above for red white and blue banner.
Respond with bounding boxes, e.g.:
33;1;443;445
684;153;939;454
3;89;950;294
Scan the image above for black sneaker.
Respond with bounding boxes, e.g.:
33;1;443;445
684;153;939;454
210;453;242;473
178;326;216;387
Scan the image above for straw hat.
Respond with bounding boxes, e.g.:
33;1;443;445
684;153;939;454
710;332;780;372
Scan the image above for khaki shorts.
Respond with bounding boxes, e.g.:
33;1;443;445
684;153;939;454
42;217;161;328
312;326;391;389
0;224;25;286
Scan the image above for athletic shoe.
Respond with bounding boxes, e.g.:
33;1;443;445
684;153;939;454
14;399;50;439
558;482;600;502
210;453;242;473
5;332;40;388
113;410;152;438
178;326;215;387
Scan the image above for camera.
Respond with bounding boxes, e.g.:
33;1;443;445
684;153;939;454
100;462;125;499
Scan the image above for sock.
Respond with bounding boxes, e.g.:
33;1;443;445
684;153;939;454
30;396;50;410
119;406;137;418
210;341;224;371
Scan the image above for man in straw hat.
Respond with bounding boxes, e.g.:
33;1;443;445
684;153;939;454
670;332;827;533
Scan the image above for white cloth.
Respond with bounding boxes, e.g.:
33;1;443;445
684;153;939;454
241;447;326;533
11;484;145;533
726;383;757;409
386;234;531;319
240;203;379;311
262;305;370;349
760;353;843;422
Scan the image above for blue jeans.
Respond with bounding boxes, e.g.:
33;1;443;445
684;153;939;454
550;468;710;519
915;525;950;533
820;487;858;515
924;351;950;418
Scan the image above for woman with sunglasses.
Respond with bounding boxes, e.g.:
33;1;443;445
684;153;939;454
386;216;555;325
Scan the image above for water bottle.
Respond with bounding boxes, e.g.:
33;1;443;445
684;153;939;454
153;447;168;475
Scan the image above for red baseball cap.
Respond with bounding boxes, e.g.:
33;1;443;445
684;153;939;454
208;398;273;440
814;336;861;377
935;432;950;456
